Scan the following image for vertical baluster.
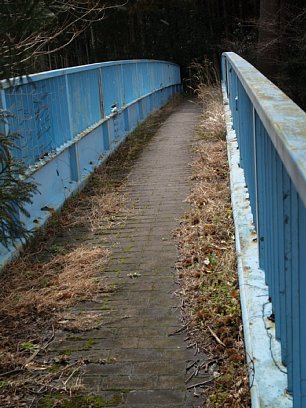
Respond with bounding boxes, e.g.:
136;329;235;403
276;158;286;346
283;168;292;391
291;185;300;406
65;73;80;182
298;198;306;406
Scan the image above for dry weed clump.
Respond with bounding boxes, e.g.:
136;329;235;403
3;246;109;314
175;86;250;407
0;96;183;406
0;245;109;406
197;84;226;140
188;59;226;140
57;176;130;232
0;246;109;364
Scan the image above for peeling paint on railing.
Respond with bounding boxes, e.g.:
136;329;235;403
222;52;306;407
223;83;292;408
0;60;182;269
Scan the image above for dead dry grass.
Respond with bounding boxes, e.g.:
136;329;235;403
0;96;183;407
175;83;250;407
3;246;109;315
0;243;109;406
61;172;130;232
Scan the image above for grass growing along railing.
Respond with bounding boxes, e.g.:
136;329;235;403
175;65;251;407
0;96;182;407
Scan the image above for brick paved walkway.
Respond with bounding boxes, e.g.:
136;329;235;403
52;99;203;407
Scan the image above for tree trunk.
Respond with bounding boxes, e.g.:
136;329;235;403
257;0;281;80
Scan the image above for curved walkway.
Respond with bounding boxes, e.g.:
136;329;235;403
54;99;202;407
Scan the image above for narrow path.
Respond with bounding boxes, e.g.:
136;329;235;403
53;99;202;407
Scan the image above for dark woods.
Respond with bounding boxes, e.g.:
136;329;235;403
1;0;305;108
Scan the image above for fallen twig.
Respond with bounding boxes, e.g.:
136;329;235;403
186;360;197;371
187;377;215;390
208;326;226;347
187;342;196;349
185;369;197;384
0;366;24;377
168;324;187;336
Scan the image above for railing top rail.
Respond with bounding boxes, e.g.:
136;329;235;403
1;59;179;89
222;51;306;207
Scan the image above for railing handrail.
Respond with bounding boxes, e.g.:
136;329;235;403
222;52;306;207
222;51;306;407
1;59;180;89
1;59;181;168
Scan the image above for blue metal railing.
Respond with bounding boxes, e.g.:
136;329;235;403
1;60;181;167
222;52;306;407
0;59;181;269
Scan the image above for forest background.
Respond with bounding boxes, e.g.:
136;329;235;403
0;0;305;243
1;0;305;110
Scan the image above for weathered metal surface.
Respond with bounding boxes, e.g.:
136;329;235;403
223;52;306;208
1;60;180;167
223;83;292;408
222;52;306;407
0;61;181;269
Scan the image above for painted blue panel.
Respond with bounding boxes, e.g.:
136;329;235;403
107;112;125;151
136;62;147;97
128;104;139;131
138;101;144;121
78;126;104;177
153;61;163;90
69;144;79;182
142;96;150;118
67;69;101;136
48;76;71;147
122;64;139;105
20;148;73;230
101;65;124;116
123;110;129;133
102;121;109;151
5;76;70;166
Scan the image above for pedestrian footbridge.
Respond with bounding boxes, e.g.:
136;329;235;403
1;54;306;407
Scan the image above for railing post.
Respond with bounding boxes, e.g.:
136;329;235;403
98;68;105;119
253;107;259;235
64;73;80;182
291;188;300;405
297;198;306;407
0;89;9;136
222;52;306;406
282;167;292;391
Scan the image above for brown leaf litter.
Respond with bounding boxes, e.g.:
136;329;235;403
175;84;251;407
0;96;182;407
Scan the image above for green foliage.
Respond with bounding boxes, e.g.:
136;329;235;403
19;340;39;351
0;123;37;248
40;393;127;407
0;380;8;389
